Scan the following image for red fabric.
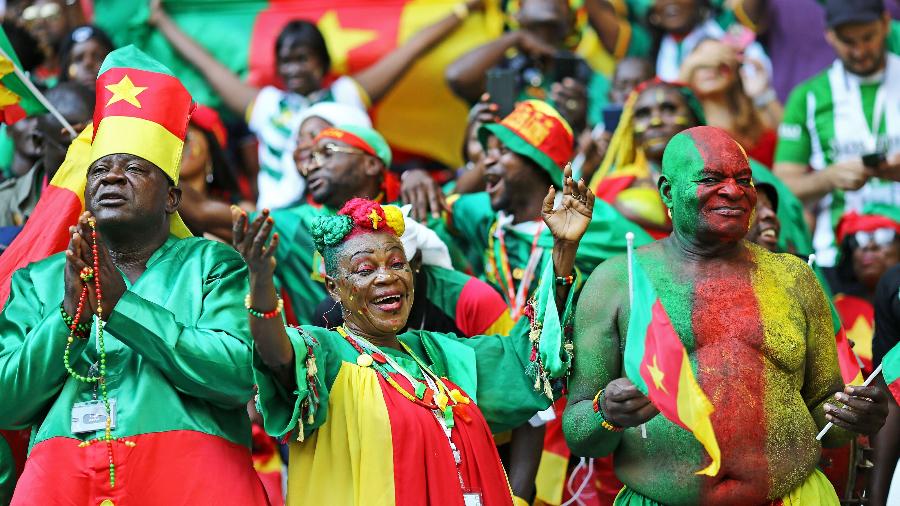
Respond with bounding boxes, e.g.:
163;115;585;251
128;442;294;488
191;104;228;148
594;175;636;204
381;373;513;506
94;67;194;140
251;424;284;506
0;430;28;477
11;431;270;506
0;103;25;124
456;277;510;337
835;212;900;245
0;186;81;305
745;128;776;168
315;128;378;158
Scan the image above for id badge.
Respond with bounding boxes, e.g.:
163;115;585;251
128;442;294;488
463;493;483;506
71;399;116;434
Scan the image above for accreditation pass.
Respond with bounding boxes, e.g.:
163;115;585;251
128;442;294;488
71;399;117;434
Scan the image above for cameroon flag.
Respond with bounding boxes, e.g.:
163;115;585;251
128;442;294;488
623;257;721;476
830;300;864;386
94;0;503;168
883;342;900;404
0;27;46;123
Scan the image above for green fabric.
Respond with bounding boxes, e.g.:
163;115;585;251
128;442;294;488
94;0;266;113
0;126;13;180
336;124;392;167
0;236;255;448
253;316;557;440
750;160;814;256
479;122;565;188
0;435;12;506
98;44;176;77
860;202;900;223
447;192;654;303
531;252;577;379
0;27;46;117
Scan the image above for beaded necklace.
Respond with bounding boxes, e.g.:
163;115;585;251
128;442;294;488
61;218;128;488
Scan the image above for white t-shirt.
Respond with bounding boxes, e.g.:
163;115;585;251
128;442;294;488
247;76;367;209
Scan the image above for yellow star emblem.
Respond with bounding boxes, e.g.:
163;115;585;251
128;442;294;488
369;209;382;229
317;10;378;75
646;355;668;395
105;75;147;109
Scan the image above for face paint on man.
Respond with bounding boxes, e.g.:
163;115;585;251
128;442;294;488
660;126;757;244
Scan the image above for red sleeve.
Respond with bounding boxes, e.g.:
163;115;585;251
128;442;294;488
455;278;510;337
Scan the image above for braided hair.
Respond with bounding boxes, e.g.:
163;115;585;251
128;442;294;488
310;198;406;274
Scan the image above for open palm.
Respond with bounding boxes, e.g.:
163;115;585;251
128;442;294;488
542;166;594;244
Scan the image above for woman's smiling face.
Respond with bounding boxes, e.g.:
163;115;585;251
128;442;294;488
327;232;415;337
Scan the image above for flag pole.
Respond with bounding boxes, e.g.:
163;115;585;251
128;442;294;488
626;231;648;439
816;363;882;441
807;253;816;267
0;46;77;137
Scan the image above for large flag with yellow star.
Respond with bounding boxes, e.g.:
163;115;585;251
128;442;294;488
94;0;502;169
623;256;721;477
0;27;46;124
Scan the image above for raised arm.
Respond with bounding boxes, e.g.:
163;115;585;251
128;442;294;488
149;0;258;116
583;0;626;56
354;0;484;104
178;184;238;241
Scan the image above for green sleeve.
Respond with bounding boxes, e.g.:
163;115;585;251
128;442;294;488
0;265;89;429
888;20;900;55
105;247;254;409
774;83;813;165
253;326;332;440
437;192;496;275
587;72;611;128
625;23;652;58
0;436;12;506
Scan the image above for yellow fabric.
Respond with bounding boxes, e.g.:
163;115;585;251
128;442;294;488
616;187;667;226
373;0;504;168
286;362;396;506
89;115;184;183
675;350;720;477
590;91;641;191
512;495;531;506
53;122;192;238
534;449;569;505
483;310;515;336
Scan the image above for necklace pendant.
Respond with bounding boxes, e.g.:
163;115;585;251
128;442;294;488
356;354;374;367
512;267;525;280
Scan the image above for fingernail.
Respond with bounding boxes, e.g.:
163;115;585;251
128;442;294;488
273;233;279;239
266;217;273;224
837;393;848;402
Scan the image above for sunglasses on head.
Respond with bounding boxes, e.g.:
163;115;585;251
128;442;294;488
852;228;898;248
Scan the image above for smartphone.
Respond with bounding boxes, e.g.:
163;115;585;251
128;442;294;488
862;152;886;168
553;53;581;83
602;104;625;132
486;67;518;117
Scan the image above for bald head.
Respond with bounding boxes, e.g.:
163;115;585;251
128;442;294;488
659;126;756;244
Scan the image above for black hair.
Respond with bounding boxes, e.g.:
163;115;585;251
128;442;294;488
57;25;114;83
198;127;243;200
646;0;713;64
2;21;43;72
275;20;331;74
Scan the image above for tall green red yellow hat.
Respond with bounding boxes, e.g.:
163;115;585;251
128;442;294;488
478;100;574;188
89;45;195;237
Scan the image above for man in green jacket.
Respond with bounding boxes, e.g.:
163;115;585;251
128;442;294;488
0;46;267;505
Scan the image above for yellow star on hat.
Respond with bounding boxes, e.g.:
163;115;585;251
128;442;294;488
105;75;147;109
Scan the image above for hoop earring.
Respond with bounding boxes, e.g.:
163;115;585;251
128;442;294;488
323;299;342;329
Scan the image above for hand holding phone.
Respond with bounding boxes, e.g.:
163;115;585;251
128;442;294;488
486;67;518;117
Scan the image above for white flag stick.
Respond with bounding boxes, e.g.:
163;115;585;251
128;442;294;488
807;253;816;267
0;45;77;137
816;363;882;441
625;232;647;439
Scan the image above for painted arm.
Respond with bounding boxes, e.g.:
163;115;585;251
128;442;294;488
353;0;483;104
106;248;256;408
149;3;258;116
0;267;89;428
562;257;627;457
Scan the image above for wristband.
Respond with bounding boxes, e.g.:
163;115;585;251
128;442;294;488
592;389;624;432
245;293;284;319
555;274;575;286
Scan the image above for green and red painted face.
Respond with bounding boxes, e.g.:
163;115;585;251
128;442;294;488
660;126;756;244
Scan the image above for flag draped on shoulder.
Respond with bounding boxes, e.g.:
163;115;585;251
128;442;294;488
623;257;721;476
0;26;46;124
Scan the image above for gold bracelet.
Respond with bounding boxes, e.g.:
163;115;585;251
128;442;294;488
453;2;469;20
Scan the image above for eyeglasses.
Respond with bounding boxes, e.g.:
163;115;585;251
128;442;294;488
853;228;897;248
310;143;366;166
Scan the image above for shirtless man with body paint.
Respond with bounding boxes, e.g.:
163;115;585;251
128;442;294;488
563;126;889;505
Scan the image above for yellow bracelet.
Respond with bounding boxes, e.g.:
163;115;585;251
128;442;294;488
453;2;469;20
